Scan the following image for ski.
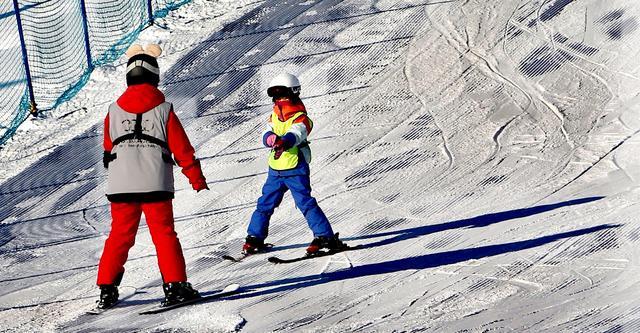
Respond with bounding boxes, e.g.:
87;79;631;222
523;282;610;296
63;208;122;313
86;286;138;315
138;283;240;315
267;245;365;264
222;243;273;263
221;254;247;262
87;301;121;315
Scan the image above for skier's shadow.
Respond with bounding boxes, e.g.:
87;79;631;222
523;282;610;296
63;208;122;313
226;196;619;299
230;223;619;300
270;196;605;252
343;196;606;250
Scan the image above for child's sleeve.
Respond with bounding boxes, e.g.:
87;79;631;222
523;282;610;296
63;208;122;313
166;109;208;191
281;114;312;148
103;113;113;151
103;113;114;168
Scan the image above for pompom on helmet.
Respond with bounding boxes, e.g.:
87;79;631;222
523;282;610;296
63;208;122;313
267;73;301;99
125;44;163;86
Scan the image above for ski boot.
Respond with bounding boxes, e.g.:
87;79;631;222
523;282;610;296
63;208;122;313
306;233;348;255
242;235;269;255
161;282;200;307
97;284;119;309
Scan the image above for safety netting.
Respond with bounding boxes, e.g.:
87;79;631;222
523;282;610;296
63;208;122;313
0;1;30;147
0;0;191;146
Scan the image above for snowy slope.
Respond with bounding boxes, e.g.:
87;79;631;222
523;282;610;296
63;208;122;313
2;0;640;332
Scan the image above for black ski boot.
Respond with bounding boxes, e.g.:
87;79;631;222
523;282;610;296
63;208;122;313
306;233;348;255
242;235;268;255
161;282;200;307
97;284;119;309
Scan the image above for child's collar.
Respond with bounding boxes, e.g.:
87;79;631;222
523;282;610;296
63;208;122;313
273;98;306;121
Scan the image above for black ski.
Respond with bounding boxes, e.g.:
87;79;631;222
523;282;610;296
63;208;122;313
86;300;122;315
222;243;273;263
267;245;365;264
221;254;247;262
86;286;138;315
139;284;240;315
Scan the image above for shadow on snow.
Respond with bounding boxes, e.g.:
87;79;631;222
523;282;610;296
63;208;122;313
226;196;614;298
232;223;618;300
346;196;605;249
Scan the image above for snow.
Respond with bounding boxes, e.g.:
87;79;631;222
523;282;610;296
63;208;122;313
2;0;640;332
156;308;246;333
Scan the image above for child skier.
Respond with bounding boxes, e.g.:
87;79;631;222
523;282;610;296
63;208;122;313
242;73;347;255
96;44;208;309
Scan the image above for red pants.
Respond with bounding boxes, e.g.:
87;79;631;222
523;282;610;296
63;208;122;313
96;200;187;285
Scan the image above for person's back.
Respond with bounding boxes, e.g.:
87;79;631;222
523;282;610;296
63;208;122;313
105;85;174;199
95;44;208;310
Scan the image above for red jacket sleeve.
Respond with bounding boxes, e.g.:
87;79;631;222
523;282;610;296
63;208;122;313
166;110;208;191
104;113;113;151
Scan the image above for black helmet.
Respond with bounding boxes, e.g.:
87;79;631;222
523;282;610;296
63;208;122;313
125;44;162;86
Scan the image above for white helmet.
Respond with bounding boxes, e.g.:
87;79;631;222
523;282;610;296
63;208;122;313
267;72;301;97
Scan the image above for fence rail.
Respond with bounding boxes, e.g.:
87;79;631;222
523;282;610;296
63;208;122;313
0;0;191;146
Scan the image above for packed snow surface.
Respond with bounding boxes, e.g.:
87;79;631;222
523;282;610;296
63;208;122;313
2;0;640;332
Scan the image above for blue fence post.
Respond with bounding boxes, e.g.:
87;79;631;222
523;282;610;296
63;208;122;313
147;0;154;25
78;0;93;69
12;0;37;116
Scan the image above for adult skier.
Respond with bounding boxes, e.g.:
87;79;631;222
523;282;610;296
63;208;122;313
242;73;348;255
96;44;208;309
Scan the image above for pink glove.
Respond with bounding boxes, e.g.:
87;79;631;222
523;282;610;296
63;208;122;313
266;133;277;147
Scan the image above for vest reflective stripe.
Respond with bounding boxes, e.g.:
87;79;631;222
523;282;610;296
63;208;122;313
268;111;309;170
107;102;174;195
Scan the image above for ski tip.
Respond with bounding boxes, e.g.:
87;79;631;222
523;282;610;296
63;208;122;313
221;255;239;262
267;256;286;264
222;283;240;293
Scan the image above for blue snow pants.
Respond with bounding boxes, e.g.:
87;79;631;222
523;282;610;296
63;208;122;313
247;171;334;240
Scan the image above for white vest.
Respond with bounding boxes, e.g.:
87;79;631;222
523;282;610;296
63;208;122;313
106;102;174;195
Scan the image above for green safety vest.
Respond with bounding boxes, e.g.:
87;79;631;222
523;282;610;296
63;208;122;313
268;111;311;170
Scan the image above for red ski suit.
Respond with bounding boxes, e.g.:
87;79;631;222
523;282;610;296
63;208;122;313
97;84;207;285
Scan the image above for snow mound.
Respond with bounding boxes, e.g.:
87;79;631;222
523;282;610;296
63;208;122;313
155;307;246;333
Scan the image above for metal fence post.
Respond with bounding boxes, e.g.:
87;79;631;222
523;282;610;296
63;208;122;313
78;0;93;69
147;0;154;25
12;0;37;116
